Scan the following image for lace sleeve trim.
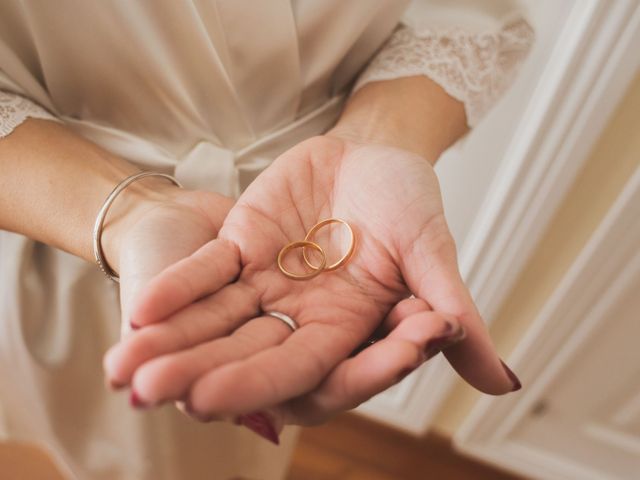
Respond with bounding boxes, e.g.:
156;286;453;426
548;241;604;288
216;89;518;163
0;91;59;138
353;15;535;127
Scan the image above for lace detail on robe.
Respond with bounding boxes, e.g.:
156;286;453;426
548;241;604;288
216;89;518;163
0;91;59;138
354;15;535;127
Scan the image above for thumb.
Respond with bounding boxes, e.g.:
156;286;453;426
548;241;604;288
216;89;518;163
400;217;521;395
116;222;225;336
126;238;241;330
117;239;198;338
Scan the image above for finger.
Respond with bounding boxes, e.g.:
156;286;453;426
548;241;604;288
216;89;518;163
380;296;431;334
171;399;229;423
104;282;257;387
129;238;241;328
187;322;359;416
400;220;520;394
285;311;462;424
130;315;294;406
347;297;432;358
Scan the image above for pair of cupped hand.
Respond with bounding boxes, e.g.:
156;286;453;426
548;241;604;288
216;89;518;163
103;134;520;444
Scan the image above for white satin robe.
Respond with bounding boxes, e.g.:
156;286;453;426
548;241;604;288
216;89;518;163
0;1;409;479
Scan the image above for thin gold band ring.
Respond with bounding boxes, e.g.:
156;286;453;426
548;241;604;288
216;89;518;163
277;240;326;281
302;218;355;271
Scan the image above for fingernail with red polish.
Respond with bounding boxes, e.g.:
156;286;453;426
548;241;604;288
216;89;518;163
129;390;149;409
130;321;141;330
237;412;280;445
500;360;522;392
424;326;466;359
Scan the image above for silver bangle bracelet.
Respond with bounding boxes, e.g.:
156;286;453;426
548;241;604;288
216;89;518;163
93;171;183;283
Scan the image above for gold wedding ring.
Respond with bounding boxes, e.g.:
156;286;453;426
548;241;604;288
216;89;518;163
277;240;326;281
276;218;356;280
303;218;355;271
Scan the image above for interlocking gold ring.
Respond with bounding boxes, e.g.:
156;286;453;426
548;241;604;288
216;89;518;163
277;240;327;281
302;218;355;271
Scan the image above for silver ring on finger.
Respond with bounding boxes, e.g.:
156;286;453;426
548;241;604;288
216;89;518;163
264;311;299;332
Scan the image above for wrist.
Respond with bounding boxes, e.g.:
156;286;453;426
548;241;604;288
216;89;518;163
100;175;183;277
328;76;469;165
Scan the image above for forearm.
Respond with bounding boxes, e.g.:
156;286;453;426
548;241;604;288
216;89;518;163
329;76;469;165
0;118;178;268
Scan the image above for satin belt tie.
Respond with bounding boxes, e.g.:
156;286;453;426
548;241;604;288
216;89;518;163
174;94;345;196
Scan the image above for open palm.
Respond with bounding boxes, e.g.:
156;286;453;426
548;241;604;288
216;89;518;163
105;135;517;425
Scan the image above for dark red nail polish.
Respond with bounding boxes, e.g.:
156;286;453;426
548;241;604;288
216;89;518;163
129;390;148;409
500;360;522;392
424;327;466;359
237;412;280;445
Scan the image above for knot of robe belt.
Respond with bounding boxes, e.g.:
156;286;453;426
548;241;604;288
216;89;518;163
173;94;346;196
174;140;272;197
